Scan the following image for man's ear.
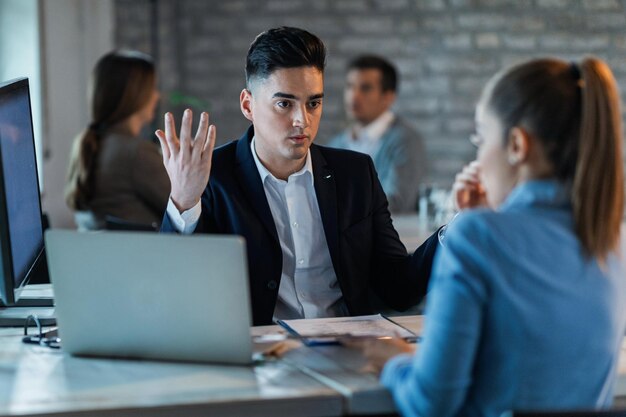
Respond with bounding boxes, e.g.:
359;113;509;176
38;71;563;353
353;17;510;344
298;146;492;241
382;90;396;110
507;127;531;166
240;88;253;122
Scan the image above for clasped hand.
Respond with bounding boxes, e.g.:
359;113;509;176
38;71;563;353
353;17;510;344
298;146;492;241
451;160;488;210
155;109;216;212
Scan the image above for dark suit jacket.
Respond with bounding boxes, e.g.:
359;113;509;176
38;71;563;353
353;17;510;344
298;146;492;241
162;126;439;325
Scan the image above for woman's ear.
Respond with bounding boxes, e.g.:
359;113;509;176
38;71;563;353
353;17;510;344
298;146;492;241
240;88;253;122
507;127;531;166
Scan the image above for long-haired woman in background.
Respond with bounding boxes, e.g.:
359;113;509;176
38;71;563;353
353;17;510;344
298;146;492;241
65;50;170;230
348;57;626;416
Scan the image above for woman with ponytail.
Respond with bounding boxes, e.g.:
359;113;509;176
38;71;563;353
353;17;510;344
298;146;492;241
347;57;626;416
65;50;170;230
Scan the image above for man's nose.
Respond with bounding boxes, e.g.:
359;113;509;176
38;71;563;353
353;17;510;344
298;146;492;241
293;105;310;128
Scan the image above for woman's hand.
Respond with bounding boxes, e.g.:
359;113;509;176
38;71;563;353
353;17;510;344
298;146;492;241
341;337;416;375
452;161;488;210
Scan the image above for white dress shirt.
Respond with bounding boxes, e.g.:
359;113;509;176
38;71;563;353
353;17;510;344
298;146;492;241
346;110;395;157
166;137;347;320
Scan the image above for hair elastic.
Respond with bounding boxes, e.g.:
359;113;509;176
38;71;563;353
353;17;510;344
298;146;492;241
88;122;106;133
569;62;585;88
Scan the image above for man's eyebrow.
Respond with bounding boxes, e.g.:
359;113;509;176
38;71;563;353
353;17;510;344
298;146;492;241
272;92;325;100
272;92;296;99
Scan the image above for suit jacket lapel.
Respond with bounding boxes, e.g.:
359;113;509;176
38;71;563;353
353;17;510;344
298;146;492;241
311;145;340;270
235;126;279;244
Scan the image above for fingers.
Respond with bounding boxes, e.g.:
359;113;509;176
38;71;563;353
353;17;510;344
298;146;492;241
194;112;209;146
163;112;179;158
179;109;193;159
203;124;216;156
155;130;170;160
262;340;302;358
159;110;215;164
452;161;485;210
190;113;216;165
163;112;177;143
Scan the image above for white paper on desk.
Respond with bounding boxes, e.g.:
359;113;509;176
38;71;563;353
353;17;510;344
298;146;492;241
278;314;416;339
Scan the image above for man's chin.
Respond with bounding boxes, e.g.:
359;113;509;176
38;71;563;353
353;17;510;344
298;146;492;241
286;144;310;159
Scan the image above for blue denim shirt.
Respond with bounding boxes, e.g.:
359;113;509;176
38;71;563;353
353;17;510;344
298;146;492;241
381;180;626;417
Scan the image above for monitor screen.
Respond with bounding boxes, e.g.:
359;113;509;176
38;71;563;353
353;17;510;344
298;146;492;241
0;78;44;305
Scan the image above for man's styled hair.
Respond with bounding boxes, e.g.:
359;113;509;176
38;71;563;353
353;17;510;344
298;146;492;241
348;55;398;92
245;26;326;88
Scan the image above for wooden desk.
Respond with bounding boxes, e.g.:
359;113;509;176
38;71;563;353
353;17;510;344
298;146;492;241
0;327;342;417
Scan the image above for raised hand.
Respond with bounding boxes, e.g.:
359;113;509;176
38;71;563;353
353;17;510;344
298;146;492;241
155;109;216;212
452;160;488;210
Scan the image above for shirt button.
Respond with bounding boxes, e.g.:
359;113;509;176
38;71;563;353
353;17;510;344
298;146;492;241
298;259;304;265
292;221;299;228
267;280;278;290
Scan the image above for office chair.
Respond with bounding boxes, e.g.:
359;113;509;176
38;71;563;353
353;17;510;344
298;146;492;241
103;215;158;232
510;410;626;417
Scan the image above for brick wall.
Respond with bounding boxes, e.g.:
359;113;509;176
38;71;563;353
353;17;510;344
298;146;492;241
115;0;626;189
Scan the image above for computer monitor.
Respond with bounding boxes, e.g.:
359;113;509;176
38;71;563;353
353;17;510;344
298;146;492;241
0;78;45;306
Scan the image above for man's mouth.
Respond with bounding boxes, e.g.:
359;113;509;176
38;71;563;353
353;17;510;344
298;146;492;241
289;134;308;142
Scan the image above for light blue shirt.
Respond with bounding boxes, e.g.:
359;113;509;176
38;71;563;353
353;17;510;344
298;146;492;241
340;110;394;157
329;115;426;213
381;180;626;417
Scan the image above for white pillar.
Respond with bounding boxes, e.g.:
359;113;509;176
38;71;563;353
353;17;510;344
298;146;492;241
39;0;114;228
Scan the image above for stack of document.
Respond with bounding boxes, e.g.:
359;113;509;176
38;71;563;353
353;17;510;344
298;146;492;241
277;314;421;346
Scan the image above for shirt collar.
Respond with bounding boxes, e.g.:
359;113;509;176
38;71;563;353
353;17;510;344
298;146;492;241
499;179;571;211
351;110;395;143
250;136;314;185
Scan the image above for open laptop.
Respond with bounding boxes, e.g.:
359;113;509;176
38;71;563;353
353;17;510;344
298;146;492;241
44;230;253;365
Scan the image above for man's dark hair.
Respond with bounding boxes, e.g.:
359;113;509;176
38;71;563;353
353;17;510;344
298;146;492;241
348;55;398;92
246;26;326;87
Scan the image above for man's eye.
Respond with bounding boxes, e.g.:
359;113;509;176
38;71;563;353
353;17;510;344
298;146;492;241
309;100;322;109
277;101;291;108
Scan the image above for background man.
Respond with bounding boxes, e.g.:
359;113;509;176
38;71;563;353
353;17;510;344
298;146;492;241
329;55;427;213
157;27;439;326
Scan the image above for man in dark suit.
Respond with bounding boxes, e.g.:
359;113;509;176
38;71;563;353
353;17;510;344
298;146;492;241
156;27;439;325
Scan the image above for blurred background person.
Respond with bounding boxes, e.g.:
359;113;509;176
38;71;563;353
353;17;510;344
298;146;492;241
347;57;626;416
329;55;426;213
65;50;170;230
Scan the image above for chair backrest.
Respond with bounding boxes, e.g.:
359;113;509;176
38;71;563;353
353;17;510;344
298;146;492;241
104;215;158;232
510;410;626;417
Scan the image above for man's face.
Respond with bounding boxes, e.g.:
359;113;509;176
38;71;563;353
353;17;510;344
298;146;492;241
241;67;323;173
344;68;395;125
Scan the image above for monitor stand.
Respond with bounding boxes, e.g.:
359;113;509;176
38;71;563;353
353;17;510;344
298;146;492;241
0;284;55;327
14;283;54;307
0;306;55;327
